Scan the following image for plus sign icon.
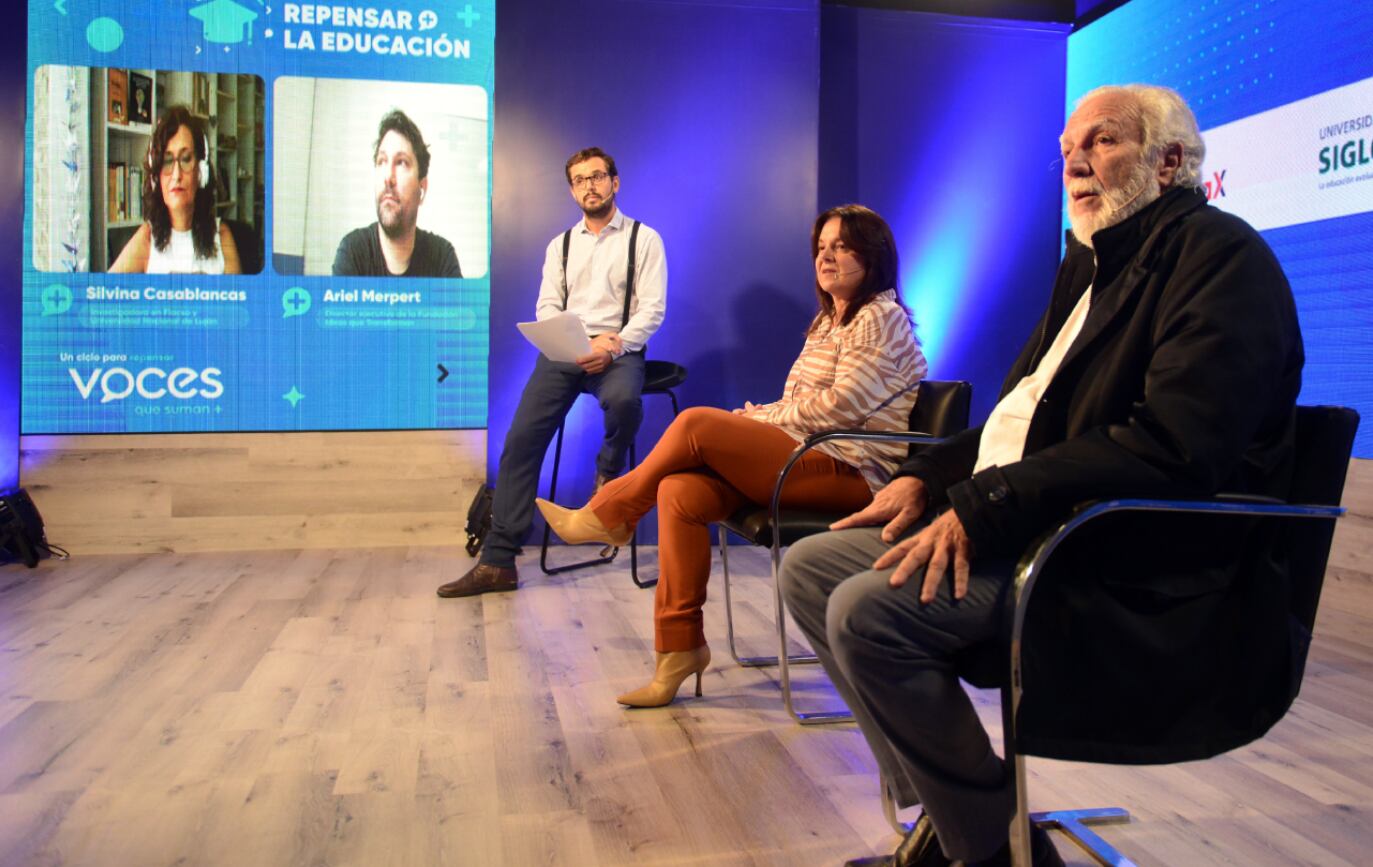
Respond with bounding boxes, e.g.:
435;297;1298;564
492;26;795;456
41;284;74;317
455;4;481;27
282;286;312;319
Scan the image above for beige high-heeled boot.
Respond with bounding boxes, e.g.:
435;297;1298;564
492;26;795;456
535;498;633;547
616;646;712;708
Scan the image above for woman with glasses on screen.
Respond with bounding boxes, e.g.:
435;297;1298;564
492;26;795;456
110;105;242;274
539;204;927;708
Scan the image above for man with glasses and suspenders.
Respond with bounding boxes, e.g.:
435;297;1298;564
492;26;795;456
439;147;667;598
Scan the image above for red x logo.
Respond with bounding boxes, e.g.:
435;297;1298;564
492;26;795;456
1204;169;1227;200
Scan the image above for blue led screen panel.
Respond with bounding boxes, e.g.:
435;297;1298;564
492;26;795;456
1068;0;1373;456
22;1;493;433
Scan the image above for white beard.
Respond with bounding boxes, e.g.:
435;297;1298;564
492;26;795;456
1068;159;1161;249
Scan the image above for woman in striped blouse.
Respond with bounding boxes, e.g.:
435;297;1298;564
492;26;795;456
539;204;928;707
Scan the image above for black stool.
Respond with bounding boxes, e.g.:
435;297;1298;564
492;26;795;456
539;360;687;588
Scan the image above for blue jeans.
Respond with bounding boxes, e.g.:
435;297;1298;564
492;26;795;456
481;352;645;568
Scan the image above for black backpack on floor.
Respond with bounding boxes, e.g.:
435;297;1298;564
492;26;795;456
464;485;495;556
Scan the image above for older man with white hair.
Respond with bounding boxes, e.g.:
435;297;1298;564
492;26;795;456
781;84;1304;867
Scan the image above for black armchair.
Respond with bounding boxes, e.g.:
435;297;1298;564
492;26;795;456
716;379;973;721
875;405;1360;865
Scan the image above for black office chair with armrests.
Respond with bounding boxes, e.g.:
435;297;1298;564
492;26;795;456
716;379;973;722
875;404;1359;866
539;359;687;588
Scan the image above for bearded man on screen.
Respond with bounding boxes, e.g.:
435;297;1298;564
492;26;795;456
333;109;462;278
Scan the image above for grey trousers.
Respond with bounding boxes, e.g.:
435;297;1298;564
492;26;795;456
777;523;1017;862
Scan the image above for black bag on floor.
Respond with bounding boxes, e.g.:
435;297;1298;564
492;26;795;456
0;489;48;568
464;485;495;556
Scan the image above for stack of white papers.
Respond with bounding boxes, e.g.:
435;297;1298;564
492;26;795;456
516;312;593;363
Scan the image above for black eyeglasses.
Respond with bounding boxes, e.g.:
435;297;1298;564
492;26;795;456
570;171;611;190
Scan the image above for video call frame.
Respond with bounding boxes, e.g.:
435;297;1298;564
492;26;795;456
30;64;490;280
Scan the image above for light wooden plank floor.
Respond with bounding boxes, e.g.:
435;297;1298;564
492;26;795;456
1;509;1370;866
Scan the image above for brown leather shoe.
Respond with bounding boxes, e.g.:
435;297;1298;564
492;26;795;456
436;563;518;598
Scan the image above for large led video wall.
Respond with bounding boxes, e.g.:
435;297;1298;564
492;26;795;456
1069;0;1373;457
22;0;493;432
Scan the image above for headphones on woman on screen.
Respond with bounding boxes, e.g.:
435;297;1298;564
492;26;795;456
146;130;212;191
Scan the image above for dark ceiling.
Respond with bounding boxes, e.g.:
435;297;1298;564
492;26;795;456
820;0;1130;28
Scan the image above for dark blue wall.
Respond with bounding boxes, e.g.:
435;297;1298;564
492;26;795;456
820;7;1069;423
490;0;822;539
1;5;24;492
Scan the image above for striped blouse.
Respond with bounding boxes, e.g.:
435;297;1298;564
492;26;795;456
744;290;928;491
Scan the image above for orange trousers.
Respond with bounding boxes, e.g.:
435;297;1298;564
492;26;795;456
589;407;873;652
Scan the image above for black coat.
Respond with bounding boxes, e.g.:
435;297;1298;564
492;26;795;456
900;187;1306;763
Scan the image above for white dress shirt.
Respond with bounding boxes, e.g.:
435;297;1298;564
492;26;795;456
974;285;1093;474
534;208;667;354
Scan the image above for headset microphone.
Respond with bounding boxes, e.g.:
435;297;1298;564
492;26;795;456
1100;172;1154;222
1108;184;1144;216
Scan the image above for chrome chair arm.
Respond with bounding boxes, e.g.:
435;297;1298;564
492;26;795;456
801;429;946;449
1010;496;1348;656
769;429;946;724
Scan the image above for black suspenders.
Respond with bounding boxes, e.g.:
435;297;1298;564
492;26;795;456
560;219;641;331
622;220;640;329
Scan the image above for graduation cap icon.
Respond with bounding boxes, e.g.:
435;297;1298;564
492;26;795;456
189;0;260;45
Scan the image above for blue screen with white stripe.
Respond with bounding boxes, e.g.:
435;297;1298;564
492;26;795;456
1069;0;1373;456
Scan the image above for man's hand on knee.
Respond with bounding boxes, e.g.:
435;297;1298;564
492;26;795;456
830;476;928;542
874;508;973;603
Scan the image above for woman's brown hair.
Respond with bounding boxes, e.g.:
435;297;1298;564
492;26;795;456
142;105;218;259
809;204;909;333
